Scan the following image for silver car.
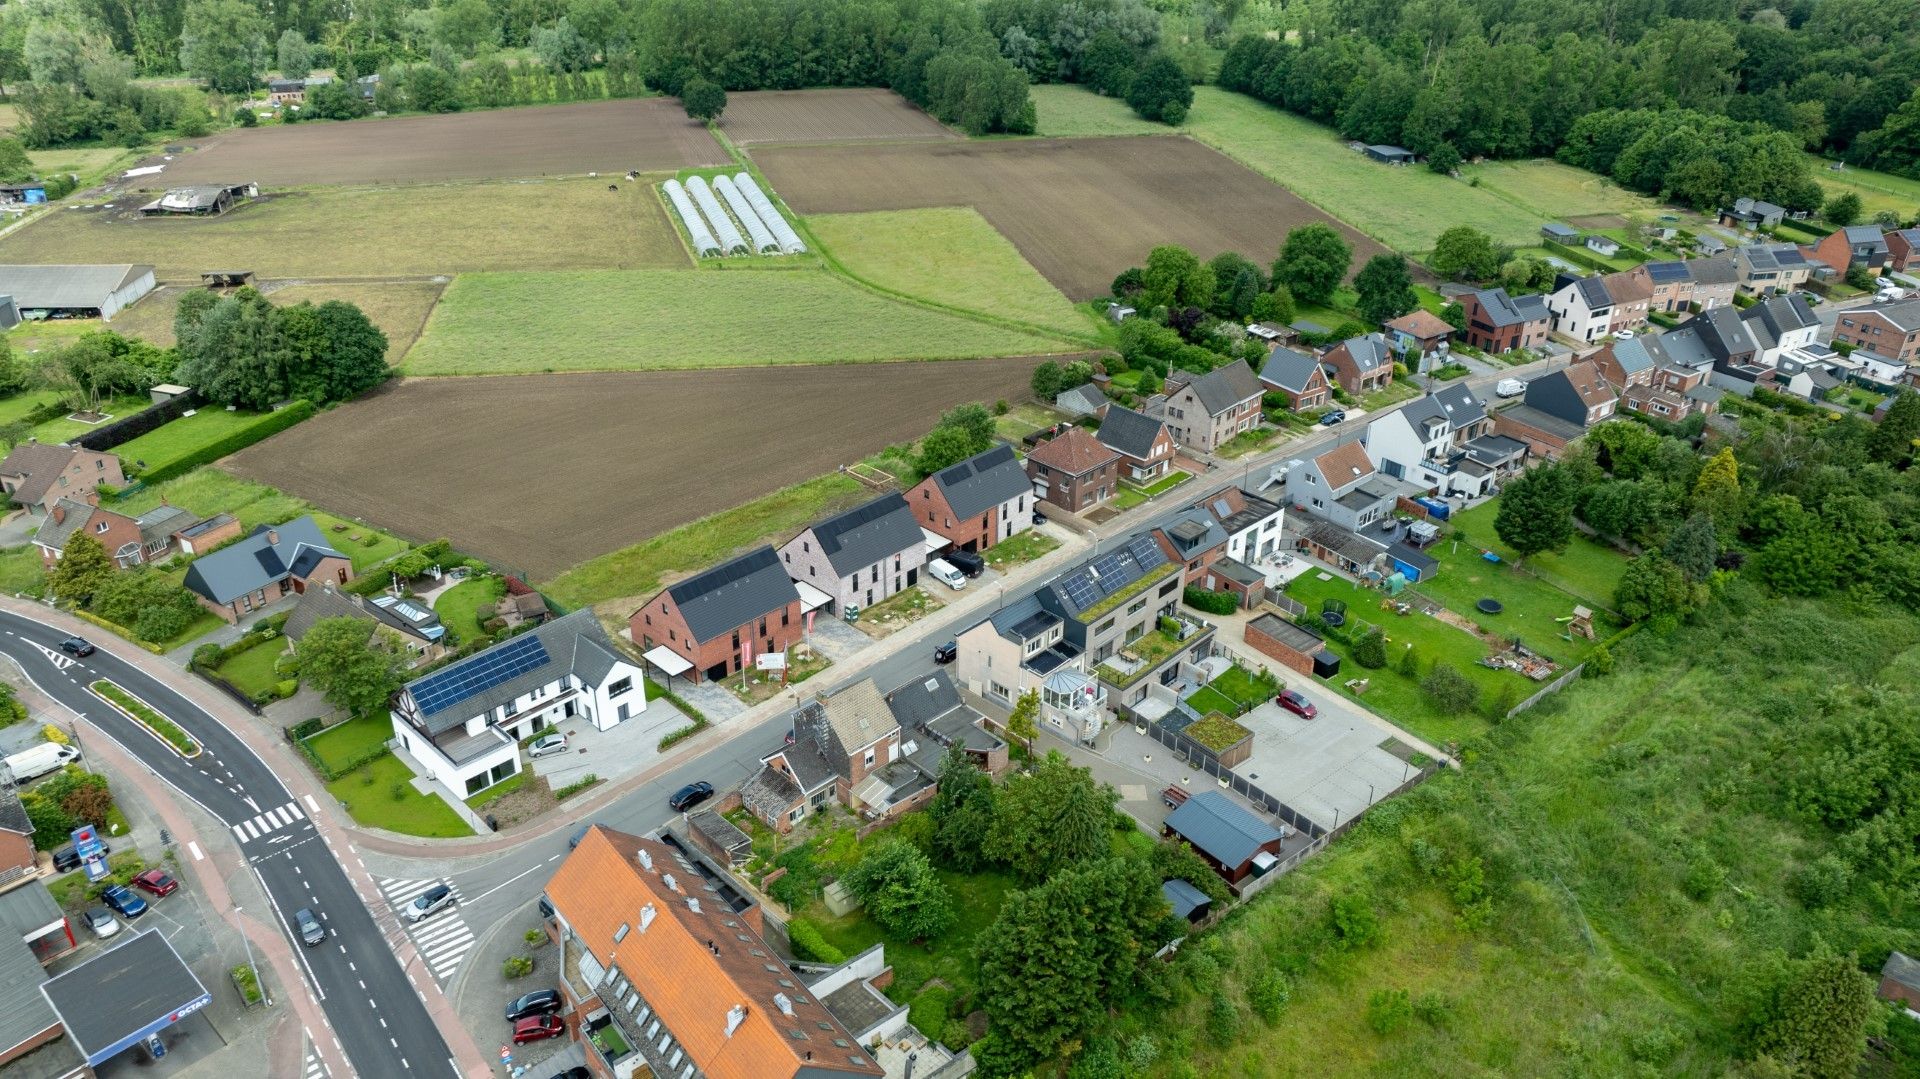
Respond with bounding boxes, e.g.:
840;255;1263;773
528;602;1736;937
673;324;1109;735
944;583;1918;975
83;907;119;939
404;883;455;923
528;733;568;759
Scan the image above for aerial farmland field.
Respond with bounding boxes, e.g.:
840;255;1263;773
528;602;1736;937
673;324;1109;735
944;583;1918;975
720;88;958;145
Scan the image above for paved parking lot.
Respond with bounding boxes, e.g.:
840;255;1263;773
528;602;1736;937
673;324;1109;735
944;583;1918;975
1233;690;1422;832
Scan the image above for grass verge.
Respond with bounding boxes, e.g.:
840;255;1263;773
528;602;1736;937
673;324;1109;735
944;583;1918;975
91;680;199;756
325;753;472;838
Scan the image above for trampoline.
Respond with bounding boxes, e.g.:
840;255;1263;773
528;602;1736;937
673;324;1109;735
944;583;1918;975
1477;599;1504;615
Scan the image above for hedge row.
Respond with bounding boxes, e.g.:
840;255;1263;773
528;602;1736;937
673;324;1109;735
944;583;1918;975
785;918;845;964
1183;585;1240;616
135;399;316;485
66;608;164;653
284;716;393;780
72;393;202;452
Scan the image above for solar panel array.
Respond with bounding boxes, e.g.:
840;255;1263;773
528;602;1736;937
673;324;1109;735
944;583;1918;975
1058;573;1099;612
1127;535;1165;568
409;633;551;716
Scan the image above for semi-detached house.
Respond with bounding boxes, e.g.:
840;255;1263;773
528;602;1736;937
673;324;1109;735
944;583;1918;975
631;546;804;686
905;445;1033;553
1093;404;1176;482
1155;361;1263;453
390;609;643;799
1362;383;1520;498
1835;297;1920;368
1257;345;1332;411
1025;426;1120;513
778;492;925;617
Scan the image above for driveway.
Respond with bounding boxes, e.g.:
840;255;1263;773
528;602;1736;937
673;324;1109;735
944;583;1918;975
529;693;689;789
1232;695;1423;832
804;614;874;664
0;510;39;551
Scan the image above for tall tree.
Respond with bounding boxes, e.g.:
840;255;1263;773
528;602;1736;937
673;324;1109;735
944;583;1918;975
1494;462;1578;561
679;76;726;122
1868;389;1920;466
1273;224;1351;305
48;533;115;606
1125;51;1193;125
1750;952;1875;1079
292;616;404;717
985;750;1117;884
930;745;995;871
1429;226;1503;281
1353;254;1418;326
1821;191;1862;227
1662;513;1719;583
842;841;955;941
1141;245;1214;311
180;0;269;93
1691;446;1744;539
276;30;312;78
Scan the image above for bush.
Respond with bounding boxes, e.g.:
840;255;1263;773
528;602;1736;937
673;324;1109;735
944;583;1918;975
192;643;223;670
1182;585;1239;615
1421;663;1480;714
1329;892;1380;949
1206;990;1241;1046
1248;970;1292;1023
502;956;533;978
1353;627;1388;668
231;963;262;1005
786;917;845;964
525;928;547;946
1365;988;1413;1035
553;773;600;800
1789;854;1854;908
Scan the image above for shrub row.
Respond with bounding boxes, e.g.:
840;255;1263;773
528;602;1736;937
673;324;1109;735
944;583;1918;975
785;917;845;965
71;392;202;452
93;680;198;755
553;774;601;800
135;400;316;485
657;720;708;752
191;616;288;671
1183;586;1240;616
66;608;164;653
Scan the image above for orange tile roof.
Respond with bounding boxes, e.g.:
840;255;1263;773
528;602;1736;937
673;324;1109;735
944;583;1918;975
548;827;882;1079
1025;426;1120;476
1386;309;1452;338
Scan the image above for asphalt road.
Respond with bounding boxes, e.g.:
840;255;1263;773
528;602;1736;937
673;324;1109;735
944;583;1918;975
0;609;457;1079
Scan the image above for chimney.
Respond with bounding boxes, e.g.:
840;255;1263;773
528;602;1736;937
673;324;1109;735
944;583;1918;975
725;1004;748;1038
266;528;279;545
50;505;63;525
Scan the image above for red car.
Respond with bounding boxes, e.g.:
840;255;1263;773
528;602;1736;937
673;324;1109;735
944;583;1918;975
1275;689;1317;719
131;869;179;897
513;1015;565;1045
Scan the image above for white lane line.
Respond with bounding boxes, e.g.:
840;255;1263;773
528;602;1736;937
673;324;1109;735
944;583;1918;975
187;841;203;861
465;861;546;906
304;794;320;814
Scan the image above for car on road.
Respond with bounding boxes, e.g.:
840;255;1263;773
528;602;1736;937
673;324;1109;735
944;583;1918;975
82;907;120;939
668;781;714;813
1495;378;1525;398
59;637;95;658
131;869;178;898
505;989;564;1022
50;839;110;873
528;733;568;759
1319;409;1346;426
945;549;986;579
933;641;957;665
404;883;455;923
1275;689;1318;719
568;823;604;850
512;1015;565;1045
294;907;325;947
102;884;148;920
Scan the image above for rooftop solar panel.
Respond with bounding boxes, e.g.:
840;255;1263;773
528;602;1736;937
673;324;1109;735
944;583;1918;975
409;632;551;716
1126;535;1165;567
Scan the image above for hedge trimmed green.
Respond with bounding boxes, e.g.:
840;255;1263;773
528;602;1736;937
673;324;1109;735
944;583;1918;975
786;917;845;964
93;680;199;756
136;400;316;486
1183;585;1239;615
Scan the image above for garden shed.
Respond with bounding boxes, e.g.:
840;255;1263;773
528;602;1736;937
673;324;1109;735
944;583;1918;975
1244;613;1338;678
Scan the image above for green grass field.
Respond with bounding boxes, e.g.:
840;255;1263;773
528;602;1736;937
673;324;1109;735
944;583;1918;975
404;268;1077;376
1808;156;1920;221
110;281;444;362
1442;500;1628;609
433;575;506;644
0;179;690;279
808;208;1097;338
15;394;152;444
1027;85;1662;255
325;752;472;837
214;638;289;697
113;408;281;477
305;714;396;773
109;468;409;569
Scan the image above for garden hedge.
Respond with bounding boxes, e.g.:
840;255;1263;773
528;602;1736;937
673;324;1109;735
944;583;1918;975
785;917;845;964
1183;586;1239;616
136;400;316;485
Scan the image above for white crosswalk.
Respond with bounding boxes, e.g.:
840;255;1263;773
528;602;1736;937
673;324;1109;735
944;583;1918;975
378;877;474;983
229;800;308;843
302;1038;329;1079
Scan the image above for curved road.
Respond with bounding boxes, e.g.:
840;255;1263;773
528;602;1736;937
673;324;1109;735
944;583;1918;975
0;609;457;1079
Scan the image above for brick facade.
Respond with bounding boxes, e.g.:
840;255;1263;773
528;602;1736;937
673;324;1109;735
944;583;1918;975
632;587;805;685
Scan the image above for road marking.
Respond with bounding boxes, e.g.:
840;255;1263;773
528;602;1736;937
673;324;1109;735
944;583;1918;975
375;877;476;983
26;641;76;670
305;794;321;814
302;1028;330;1079
187;841;203;861
255;865;325;1002
229;801;309;845
465;861;545;906
243;795;259;812
232;822;254;841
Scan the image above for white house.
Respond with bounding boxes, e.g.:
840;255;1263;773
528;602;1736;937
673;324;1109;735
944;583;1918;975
954;595;1109;743
1739;293;1822;368
389;610;644;799
1547;274;1617;344
1361;383;1514;497
1190;487;1287;566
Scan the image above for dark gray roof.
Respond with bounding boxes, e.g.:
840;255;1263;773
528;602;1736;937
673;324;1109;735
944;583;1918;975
29;498;95;553
1468;288;1548;328
1843;225;1888;250
1040;532;1171;620
0;881;61;938
1738;243;1809;273
41;929;209;1067
986;594;1060;643
1740;293;1817;349
1644;260;1692;284
1094;404;1167;460
1689;256;1739;285
883;668;968;732
1175;361;1262;416
0;784;28;836
1165;790;1282;867
768;730;839;795
805;493;922;578
1161;877;1211;919
1156;507;1227;559
1054;384;1110;417
182;516;340;605
1862;297;1920;331
134;504;196;546
929;445;1030;520
1387;541;1438;576
0;265;151;310
1498;403;1588;442
368;594;447;642
1558;273;1613;310
175;513;235;541
399;609;630;733
1609;337;1658;375
1400;383;1485;432
665;546;800;643
1259;346;1322;393
1651;325;1716;369
0;931;58;1057
1695;305;1758;360
1337;334;1391;373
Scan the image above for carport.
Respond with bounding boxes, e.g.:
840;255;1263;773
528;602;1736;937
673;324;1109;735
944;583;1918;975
641;645;692;689
40;929;210;1069
795;580;834;615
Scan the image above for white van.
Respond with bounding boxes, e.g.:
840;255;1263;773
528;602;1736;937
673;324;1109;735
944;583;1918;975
4;743;79;783
1495;378;1525;398
926;559;967;591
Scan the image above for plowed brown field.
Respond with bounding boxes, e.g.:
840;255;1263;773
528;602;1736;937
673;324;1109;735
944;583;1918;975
225;358;1044;578
720;89;956;145
754;135;1391;300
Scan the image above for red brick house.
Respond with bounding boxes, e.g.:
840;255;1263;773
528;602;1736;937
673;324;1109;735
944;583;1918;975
1458;288;1551;354
1092;404;1176;482
0;443;123;517
1880;952;1920;1013
1319;333;1394;395
1257;346;1332;411
631;545;804;685
904;444;1034;553
181;516;353;623
31;500;217;570
1025;426;1120;513
1887;228;1920;273
1834;298;1920;367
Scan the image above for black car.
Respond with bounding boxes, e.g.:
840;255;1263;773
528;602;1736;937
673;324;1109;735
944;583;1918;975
547;1069;590;1079
945;549;986;579
668;781;715;812
51;838;111;873
505;989;564;1022
1320;409;1347;426
59;637;95;658
933;641;957;665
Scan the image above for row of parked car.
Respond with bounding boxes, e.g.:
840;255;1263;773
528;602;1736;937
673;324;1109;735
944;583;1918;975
505;987;590;1076
83;868;179;939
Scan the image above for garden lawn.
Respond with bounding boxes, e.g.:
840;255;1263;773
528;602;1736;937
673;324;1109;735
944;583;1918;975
1442;499;1629;611
434;575;507;644
325;753;472;837
1184;685;1240;717
0;390;62;425
980;528;1059;569
992;402;1069;443
214;638;288;698
1807;156;1920;221
810;866;1017;1006
306;512;409;571
113;408;284;478
1215;426;1291;459
1359;380;1421;411
305;714;397;774
0;545;45;596
1209;664;1275;709
29;395;152;444
404;269;1078;376
112;468;310;529
808;208;1098;339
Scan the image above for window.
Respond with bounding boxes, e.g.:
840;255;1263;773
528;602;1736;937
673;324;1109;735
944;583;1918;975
803;541;810;552
781;610;790;627
1159;579;1178;597
608;677;632;698
787;806;803;823
863;748;875;767
1096;618;1115;634
644;613;652;626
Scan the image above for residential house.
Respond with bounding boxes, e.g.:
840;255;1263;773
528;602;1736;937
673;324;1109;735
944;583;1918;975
1773;352;1844;400
1257;346;1333;411
1809;225;1890;275
1603;268;1654;336
0;444;123;517
0;786;38;893
30;500;210;570
1688;256;1740;309
1546;273;1619;344
1633;329;1725;420
1283;440;1402;532
1720;197;1787;230
1735;243;1815;295
1053;383;1110;418
1025;426;1120;513
1458;287;1551;354
905;445;1033;553
1592;337;1659;393
1191;486;1286;567
778;493;925;617
1878;952;1920;1014
1362;383;1518;498
181;517;352;623
953;594;1108;742
390;610;643;799
1162;790;1286;888
741;678;934;831
1383;309;1454;373
173;513;242;557
1319;334;1394;395
884;668;1007;775
1495;360;1617;456
1156;361;1264;452
267;79;306;104
1035;534;1204;716
1834;298;1920;367
1740;293;1822;367
1643;260;1696;313
1887;228;1920;273
542;826;886;1079
1093;405;1176;483
285;583;448;669
1151;506;1228;581
630;546;804;686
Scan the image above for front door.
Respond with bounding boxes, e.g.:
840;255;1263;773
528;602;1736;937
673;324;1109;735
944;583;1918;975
564;700;577;718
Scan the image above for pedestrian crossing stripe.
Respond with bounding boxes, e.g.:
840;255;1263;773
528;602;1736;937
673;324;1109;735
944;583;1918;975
302;1032;329;1079
377;877;476;983
230;800;307;842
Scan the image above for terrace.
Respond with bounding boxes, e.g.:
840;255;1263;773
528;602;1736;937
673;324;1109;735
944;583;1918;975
1097;615;1212;688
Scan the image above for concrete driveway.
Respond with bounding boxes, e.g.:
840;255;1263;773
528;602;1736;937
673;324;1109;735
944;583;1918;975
529;693;690;790
0;510;40;550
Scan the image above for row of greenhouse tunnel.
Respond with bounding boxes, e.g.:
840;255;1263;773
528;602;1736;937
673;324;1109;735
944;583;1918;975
661;174;808;257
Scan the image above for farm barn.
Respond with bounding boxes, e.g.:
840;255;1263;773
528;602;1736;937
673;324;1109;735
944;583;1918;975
138;183;257;217
0;264;156;321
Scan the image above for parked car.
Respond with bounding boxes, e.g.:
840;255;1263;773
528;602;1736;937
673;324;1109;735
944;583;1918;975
102;884;148;920
926;559;967;590
945;548;986;579
1319;409;1346;426
505;989;565;1022
131;869;178;897
404;883;455;923
1495;378;1525;398
1615;329;1635;339
538;896;555;920
527;733;568;759
568;823;602;850
294;907;325;947
50;838;109;873
59;637;95;658
82;907;120;939
512;1015;565;1045
933;641;957;665
1275;689;1318;719
668;781;714;812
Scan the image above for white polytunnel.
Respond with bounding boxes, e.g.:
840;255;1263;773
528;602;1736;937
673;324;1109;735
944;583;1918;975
686;175;749;255
713;174;779;254
661;179;720;257
734;173;807;254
